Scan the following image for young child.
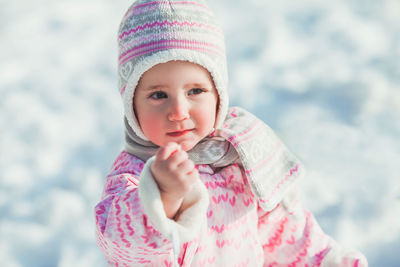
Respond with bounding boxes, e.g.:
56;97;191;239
95;0;368;266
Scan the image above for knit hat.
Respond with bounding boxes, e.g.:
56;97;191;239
118;0;228;141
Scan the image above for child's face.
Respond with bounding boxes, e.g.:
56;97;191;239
134;61;219;151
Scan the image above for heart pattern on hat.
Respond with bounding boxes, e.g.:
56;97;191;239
120;61;133;81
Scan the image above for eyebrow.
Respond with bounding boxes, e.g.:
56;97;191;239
145;83;210;91
147;85;166;91
188;83;209;88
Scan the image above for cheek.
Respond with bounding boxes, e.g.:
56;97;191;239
196;104;217;132
137;110;163;141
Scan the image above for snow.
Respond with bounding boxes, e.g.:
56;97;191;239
1;0;399;266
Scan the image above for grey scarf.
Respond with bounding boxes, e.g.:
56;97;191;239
124;117;240;168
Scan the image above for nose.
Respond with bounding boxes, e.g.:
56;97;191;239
167;97;189;121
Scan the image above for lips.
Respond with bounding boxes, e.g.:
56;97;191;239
167;129;193;137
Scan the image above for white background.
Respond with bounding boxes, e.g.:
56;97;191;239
1;0;399;266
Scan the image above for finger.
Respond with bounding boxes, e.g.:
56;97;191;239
186;168;200;184
156;142;181;161
177;158;195;174
168;149;189;167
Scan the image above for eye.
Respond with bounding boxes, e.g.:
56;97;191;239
149;91;167;100
188;88;205;95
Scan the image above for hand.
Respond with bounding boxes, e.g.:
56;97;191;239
150;142;199;218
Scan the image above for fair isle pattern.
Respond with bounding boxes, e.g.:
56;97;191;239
119;39;225;67
95;151;368;266
216;107;306;211
117;0;226;86
123;1;213;18
117;0;228;140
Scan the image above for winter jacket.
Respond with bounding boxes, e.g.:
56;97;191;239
95;150;367;266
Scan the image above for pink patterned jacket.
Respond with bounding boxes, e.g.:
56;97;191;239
95;108;367;266
95;153;367;266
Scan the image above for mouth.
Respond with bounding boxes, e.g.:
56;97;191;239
167;129;193;137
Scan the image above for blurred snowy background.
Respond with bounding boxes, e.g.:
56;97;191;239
1;0;399;266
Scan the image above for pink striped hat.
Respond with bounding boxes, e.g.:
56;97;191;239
118;0;228;140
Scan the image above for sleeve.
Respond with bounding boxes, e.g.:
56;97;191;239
257;188;368;267
95;156;209;266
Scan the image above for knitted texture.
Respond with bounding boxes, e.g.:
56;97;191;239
118;0;228;140
95;152;368;266
95;107;368;266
